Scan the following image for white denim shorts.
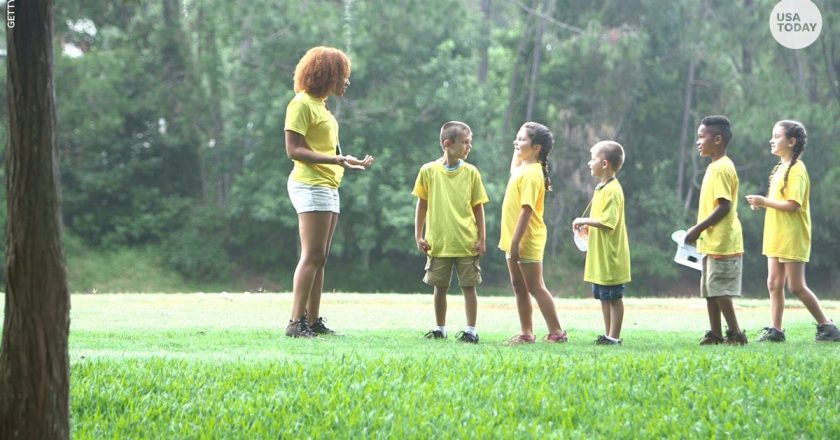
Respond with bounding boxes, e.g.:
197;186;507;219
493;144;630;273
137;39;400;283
287;177;340;214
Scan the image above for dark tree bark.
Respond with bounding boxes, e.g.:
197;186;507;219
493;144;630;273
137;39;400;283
1;0;71;438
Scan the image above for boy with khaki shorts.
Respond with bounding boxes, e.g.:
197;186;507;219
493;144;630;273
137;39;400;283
685;115;748;345
413;121;489;344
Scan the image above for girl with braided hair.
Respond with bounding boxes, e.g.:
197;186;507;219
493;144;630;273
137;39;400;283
499;122;568;344
746;120;840;342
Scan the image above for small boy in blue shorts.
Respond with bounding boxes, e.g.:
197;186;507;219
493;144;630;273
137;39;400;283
572;141;631;345
413;121;489;343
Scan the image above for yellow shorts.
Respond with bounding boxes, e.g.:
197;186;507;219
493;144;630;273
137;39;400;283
423;256;482;288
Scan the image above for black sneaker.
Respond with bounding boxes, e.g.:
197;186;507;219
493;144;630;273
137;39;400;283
816;322;840;342
285;318;317;338
424;329;447;339
758;327;786;343
595;335;622;345
725;329;748;345
310;317;343;336
699;330;724;345
455;331;479;344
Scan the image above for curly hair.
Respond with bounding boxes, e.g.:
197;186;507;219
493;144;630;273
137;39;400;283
293;47;352;98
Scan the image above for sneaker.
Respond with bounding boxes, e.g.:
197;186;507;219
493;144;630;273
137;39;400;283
455;331;480;344
699;330;724;345
815;322;840;342
543;330;569;343
424;329;447;339
595;335;622;345
758;327;786;343
285;318;317;338
506;334;536;345
725;329;748;345
310;317;343;336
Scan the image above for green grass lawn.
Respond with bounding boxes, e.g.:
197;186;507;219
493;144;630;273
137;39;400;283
4;293;840;438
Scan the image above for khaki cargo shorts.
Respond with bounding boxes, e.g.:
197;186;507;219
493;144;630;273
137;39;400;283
700;255;742;298
423;256;482;288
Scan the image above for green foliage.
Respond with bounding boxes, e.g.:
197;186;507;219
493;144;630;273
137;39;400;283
4;1;838;293
64;234;189;293
161;206;234;282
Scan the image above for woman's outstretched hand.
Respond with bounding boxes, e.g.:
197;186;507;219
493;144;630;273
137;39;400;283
339;154;374;170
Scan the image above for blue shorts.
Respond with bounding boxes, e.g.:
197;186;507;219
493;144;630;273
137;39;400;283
592;283;625;300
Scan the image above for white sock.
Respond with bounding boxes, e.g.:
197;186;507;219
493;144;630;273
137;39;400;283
436;325;447;336
605;335;620;342
465;326;477;335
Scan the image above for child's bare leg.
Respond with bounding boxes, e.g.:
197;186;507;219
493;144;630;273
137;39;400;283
462;286;477;327
715;296;741;333
706;298;722;336
767;257;786;329
433;285;449;326
518;262;562;334
600;301;610;335
609;299;624;339
785;262;830;324
507;259;533;336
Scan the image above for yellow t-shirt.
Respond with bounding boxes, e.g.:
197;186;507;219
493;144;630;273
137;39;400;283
412;160;489;257
499;163;547;261
584;179;631;285
763;161;810;262
697;156;743;255
284;92;344;188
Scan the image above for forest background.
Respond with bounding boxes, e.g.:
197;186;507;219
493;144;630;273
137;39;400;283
1;0;838;296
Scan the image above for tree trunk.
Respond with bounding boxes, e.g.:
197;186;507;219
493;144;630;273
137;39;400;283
676;57;696;206
503;0;537;134
525;0;551;121
1;0;71;438
477;0;491;84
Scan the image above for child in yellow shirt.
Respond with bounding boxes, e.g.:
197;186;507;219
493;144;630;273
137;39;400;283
413;121;489;343
745;120;840;342
572;141;631;345
499;122;567;344
685;115;747;345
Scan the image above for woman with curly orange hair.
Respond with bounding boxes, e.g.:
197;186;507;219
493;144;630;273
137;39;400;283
284;46;373;338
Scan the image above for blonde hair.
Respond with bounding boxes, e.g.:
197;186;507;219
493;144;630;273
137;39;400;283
293;46;351;98
592;140;625;171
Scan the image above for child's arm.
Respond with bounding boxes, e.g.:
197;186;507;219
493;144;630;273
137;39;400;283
472;203;486;256
685;198;731;243
509;206;533;262
415;198;431;254
744;194;800;212
572;217;612;231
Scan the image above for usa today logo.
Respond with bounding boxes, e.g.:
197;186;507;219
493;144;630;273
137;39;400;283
770;0;822;49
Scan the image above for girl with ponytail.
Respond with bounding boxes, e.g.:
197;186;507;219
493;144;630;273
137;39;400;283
499;122;568;344
746;120;840;342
